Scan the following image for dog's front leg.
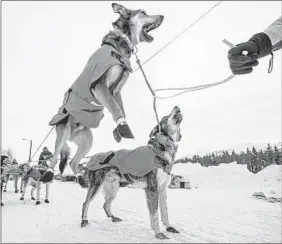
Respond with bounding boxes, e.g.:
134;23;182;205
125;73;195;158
159;187;179;234
92;83;123;122
35;181;41;205
31;187;36;200
20;178;29;200
45;183;50;203
145;187;168;240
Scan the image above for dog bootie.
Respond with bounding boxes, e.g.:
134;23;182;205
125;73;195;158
41;168;54;183
113;122;134;143
76;173;88;188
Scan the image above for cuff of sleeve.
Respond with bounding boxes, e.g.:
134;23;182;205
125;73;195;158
249;32;273;58
116;117;126;125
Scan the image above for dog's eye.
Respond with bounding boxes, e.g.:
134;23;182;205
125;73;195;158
140;11;147;16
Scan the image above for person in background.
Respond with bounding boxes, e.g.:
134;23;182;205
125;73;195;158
228;16;281;75
1;155;10;207
38;147;53;168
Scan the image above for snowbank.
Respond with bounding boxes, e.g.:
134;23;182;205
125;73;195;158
172;162;282;199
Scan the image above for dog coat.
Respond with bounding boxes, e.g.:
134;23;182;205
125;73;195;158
22;167;47;182
49;44;132;128
86;145;172;178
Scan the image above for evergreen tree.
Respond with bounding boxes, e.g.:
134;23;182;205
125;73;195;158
266;143;274;166
251;146;259;173
211;153;216;166
246;148;254;172
273;145;281;165
231;150;236;163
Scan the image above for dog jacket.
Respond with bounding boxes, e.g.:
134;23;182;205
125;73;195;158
22;167;46;182
86;145;171;178
49;44;132;128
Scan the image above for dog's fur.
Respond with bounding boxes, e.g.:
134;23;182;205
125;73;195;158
48;3;164;178
18;163;51;205
80;106;183;240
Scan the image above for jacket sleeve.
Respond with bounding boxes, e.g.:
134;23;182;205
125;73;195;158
264;16;282;51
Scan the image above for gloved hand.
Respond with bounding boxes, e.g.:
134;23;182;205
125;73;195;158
228;32;273;75
113;120;134;143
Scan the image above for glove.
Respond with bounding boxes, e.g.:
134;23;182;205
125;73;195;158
228;32;273;75
113;122;134;143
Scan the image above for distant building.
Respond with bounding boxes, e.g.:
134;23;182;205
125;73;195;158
169;174;190;189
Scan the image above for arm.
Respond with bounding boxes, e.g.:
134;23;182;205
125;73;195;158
264;16;282;51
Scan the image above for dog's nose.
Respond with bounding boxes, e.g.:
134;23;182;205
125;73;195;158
158;15;164;25
173;106;180;113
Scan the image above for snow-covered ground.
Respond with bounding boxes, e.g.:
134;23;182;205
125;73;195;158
2;163;281;243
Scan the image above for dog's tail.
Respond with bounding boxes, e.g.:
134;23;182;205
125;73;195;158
59;144;70;174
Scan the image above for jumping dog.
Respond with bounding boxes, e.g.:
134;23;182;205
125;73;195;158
80;106;183;240
43;3;164;186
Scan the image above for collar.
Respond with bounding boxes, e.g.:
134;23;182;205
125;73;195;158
114;29;135;53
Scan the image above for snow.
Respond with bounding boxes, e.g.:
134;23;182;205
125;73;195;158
2;163;281;243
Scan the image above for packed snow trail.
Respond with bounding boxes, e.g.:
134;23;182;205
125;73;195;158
2;179;281;243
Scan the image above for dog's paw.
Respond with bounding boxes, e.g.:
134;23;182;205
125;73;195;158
31;197;35;201
45;199;50;203
36;201;41;205
111;216;123;222
155;233;169;240
20;196;24;201
166;226;180;233
15;190;19;193
1;202;4;207
81;220;89;227
20;190;23;193
3;189;6;192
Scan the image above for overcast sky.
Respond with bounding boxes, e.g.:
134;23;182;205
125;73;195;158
2;1;281;163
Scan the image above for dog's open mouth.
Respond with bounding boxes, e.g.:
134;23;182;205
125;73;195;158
142;24;157;42
173;113;183;124
142;16;163;42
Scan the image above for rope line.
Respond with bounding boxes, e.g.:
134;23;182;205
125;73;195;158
154;74;236;99
30;126;55;161
133;1;223;73
27;1;225;156
135;53;162;133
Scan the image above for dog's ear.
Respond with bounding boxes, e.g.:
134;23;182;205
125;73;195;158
112;3;129;18
149;125;159;138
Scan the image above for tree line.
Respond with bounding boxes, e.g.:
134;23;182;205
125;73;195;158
175;143;282;174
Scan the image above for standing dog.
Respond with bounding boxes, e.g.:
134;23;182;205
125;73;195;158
3;164;23;193
43;3;164;186
19;163;51;205
80;106;183;240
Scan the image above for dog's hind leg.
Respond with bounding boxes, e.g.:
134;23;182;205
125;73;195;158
43;120;71;183
45;183;50;203
70;127;93;188
102;170;121;222
20;177;23;193
3;174;10;192
81;171;103;227
145;172;169;240
14;175;19;193
159;187;179;234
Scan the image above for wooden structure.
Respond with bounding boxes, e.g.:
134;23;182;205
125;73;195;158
169;174;190;189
